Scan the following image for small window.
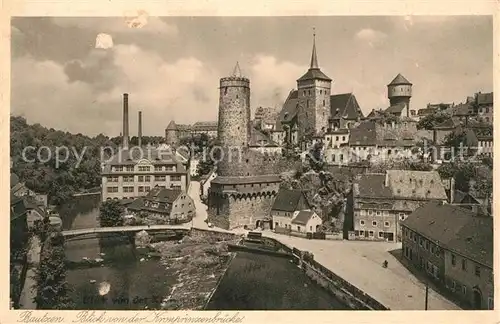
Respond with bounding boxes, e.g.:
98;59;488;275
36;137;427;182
372;221;377;226
451;254;456;266
384;221;390;227
369;231;374;237
488;297;494;310
376;211;381;216
462;285;467;295
462;259;467;271
475;265;481;277
378;231;384;238
360;220;365;226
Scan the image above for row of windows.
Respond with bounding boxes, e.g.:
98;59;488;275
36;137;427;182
403;228;441;257
305;99;326;108
225;183;275;189
359;220;391;227
356;230;393;239
105;175;182;182
107;186;152;193
331;154;344;162
451;253;482;277
478;141;493;148
478;107;490;114
325;136;347;142
111;165;176;172
404;228;483;277
359;210;407;219
302;89;329;96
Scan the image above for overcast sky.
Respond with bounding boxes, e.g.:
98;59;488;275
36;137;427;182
11;16;492;137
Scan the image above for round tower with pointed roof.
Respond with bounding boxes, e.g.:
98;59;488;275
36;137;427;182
217;62;251;148
387;73;412;112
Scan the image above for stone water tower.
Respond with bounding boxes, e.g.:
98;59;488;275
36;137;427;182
387;73;412;116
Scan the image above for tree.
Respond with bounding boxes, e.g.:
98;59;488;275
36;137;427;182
307;141;325;172
10;115;118;205
416;112;451;130
34;233;73;309
99;200;124;227
481;156;493;169
196;159;215;177
32;217;51;242
437;162;475;192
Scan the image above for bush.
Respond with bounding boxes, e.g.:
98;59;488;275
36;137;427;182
34;232;73;309
99;200;124;227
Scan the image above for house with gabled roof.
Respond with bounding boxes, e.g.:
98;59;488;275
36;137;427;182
290;210;322;233
350;170;447;242
126;187;195;224
271;188;311;230
474;92;493;124
401;201;493;309
329;93;364;130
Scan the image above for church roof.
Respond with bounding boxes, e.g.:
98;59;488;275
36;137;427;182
297;68;331;82
276;90;299;131
297;31;331;82
329;93;364;120
388;73;412;86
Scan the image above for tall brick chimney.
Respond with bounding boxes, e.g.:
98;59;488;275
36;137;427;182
138;111;142;147
122;93;129;149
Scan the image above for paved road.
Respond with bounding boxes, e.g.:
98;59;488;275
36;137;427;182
188;181;246;235
264;231;461;310
188;181;209;229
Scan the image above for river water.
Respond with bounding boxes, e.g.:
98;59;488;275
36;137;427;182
61;196;349;310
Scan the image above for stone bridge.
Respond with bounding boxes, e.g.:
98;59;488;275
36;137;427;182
62;224;191;241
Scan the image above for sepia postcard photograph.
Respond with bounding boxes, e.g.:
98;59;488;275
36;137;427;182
4;1;498;323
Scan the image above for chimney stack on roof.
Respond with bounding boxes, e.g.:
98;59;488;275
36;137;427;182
138;111;143;147
122;93;129;149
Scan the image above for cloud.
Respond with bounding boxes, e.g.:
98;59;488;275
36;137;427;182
248;55;306;110
11;56;108;134
12;44;220;137
50;17;178;36
355;28;387;46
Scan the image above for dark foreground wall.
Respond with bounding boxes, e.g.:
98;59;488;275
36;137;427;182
265;237;389;310
205;251;351;310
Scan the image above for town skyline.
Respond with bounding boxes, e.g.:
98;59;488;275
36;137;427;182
11;16;492;136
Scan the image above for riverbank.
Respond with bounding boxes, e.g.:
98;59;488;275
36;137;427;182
149;234;240;310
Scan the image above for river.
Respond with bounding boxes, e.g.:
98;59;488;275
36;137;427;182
61;195;350;310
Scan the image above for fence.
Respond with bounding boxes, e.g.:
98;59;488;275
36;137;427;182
274;227;342;240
